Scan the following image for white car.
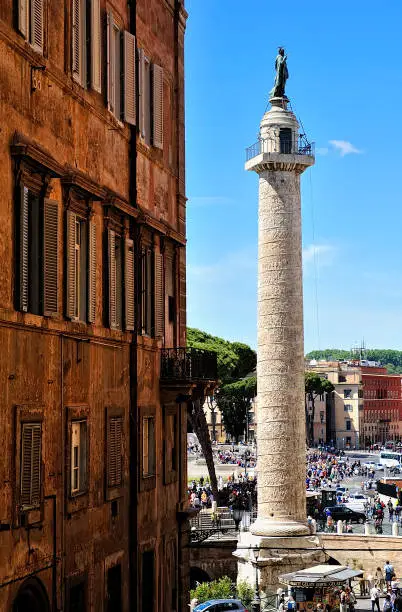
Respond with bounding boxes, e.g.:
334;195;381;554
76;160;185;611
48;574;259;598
363;462;376;470
375;464;384;470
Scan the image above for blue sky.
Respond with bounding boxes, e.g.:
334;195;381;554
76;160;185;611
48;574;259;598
185;0;402;353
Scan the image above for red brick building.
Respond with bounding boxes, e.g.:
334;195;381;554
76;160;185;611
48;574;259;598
361;368;402;446
0;1;215;611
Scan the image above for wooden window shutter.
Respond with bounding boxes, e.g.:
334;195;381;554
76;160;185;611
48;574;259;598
18;0;29;38
88;220;97;323
90;0;102;92
124;238;135;331
21;423;41;509
107;416;122;488
43;199;59;316
19;185;29;312
152;64;164;149
72;0;81;82
108;229;117;328
31;0;44;54
123;31;136;125
106;11;114;111
138;48;145;137
155;252;164;338
66;210;77;319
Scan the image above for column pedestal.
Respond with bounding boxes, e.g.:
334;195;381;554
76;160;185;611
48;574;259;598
235;531;325;596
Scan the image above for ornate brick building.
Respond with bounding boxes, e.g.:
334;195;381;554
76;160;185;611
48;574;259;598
0;1;215;610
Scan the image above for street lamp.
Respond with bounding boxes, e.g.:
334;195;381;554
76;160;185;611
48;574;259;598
250;545;261;612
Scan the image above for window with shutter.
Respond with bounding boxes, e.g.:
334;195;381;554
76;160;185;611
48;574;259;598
67;211;92;322
107;13;122;118
140;247;154;336
155;252;164;338
142;417;155;477
108;229;117;328
72;0;82;83
66;210;77;319
70;420;87;495
20;423;42;509
18;185;29;312
107;416;123;488
123;31;136;125
88;220;97;323
31;0;44;54
43;199;59;316
124;238;134;331
151;64;164;149
72;0;102;90
90;0;101;92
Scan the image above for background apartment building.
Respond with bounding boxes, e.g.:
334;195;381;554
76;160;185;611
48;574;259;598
308;360;402;449
0;1;217;611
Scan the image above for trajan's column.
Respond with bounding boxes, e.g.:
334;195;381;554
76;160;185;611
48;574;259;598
235;48;323;597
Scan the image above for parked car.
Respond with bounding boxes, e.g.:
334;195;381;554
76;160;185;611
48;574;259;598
193;600;247;612
324;505;366;523
363;462;376;470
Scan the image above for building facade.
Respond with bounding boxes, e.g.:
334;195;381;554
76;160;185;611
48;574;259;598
0;1;215;611
361;370;402;446
308;360;402;449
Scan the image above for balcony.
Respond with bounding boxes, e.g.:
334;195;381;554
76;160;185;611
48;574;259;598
161;348;218;382
246;135;315;162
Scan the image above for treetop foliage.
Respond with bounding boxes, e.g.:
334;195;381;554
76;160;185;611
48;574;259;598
305;371;334;396
306;348;402;375
187;327;256;383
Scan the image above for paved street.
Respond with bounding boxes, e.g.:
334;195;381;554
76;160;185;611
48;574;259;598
188;449;400;534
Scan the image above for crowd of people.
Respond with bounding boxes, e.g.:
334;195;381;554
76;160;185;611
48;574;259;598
306;450;376;491
187;474;257;510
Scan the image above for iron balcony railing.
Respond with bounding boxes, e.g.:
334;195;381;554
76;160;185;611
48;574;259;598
161;348;218;381
246;136;315;162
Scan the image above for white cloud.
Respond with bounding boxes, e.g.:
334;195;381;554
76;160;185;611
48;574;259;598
329;140;363;156
303;244;335;267
189;195;233;207
316;147;329;156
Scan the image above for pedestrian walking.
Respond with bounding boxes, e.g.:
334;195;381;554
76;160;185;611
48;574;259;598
371;585;381;612
384;561;395;589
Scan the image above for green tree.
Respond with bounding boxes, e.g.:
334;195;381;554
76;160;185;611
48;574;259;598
305;372;334;447
216;376;257;443
187;328;256;383
190;576;254;606
186;328;256;487
190;576;233;603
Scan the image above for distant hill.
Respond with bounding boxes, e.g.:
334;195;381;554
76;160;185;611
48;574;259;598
306;349;402;374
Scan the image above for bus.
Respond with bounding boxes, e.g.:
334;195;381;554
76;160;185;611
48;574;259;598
379;451;402;468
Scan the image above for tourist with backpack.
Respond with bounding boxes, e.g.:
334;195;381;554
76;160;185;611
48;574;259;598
384;561;395;589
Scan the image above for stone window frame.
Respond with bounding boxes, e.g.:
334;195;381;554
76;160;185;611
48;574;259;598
61;171;104;325
12;136;63;318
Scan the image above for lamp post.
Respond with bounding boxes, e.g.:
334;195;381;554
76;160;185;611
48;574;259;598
250;545;261;612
